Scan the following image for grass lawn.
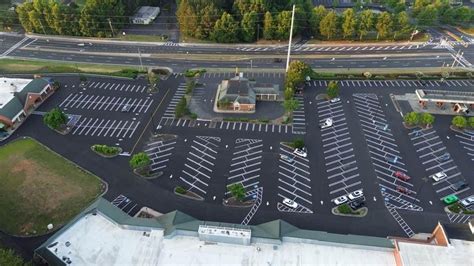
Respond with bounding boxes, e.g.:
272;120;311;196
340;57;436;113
0;58;145;78
0;138;103;236
119;34;168;42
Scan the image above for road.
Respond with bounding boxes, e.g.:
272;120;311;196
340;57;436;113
1;33;473;72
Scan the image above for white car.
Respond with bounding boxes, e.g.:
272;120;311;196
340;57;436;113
334;195;348;205
430;171;447;182
293;148;307;158
283;198;298;208
330;97;340;103
348;189;364;200
460;196;474;207
320;118;333;129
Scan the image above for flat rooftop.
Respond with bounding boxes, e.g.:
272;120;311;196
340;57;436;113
134;6;160;19
0;77;32;107
398;240;474;266
47;212;396;265
416;89;474;104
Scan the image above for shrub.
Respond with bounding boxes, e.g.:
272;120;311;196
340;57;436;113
175;97;189;118
92;144;120;155
43;107;68;130
326;80;339;98
185;81;195;94
258;119;269;123
190;113;198;119
293;138;305;149
363;72;372;79
227;183;245;201
403;112;419;126
175;186;187;194
469;117;474;128
184;69;206;77
452;116;467;129
115;69;140;79
337;204;353;214
419;112;435;126
129;152;151;169
0;248;27;266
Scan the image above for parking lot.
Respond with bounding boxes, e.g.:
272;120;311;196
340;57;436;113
110;194;141;216
409;128;471;201
316;98;363;204
455;130;474;161
145;137;177;176
277;144;313;213
226;138;263;196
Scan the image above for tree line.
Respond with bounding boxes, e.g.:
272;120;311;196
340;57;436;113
412;0;473;26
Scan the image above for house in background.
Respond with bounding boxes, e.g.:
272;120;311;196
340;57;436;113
131;6;161;25
0;77;53;132
216;75;281;113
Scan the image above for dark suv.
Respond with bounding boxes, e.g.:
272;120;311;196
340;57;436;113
451;180;468;191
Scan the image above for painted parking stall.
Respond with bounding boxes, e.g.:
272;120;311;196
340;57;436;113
110;194;140;216
316;99;363;203
145;138;177;175
159;83;186;126
276;144;313;213
71;117;141;139
59;93;153;113
226;139;263;196
353;93;422;237
409;129;471;201
292;94;306;135
178;136;220;198
455;130;474;161
85;81;148;93
312;79;474;89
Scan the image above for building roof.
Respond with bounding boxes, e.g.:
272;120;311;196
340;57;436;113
15;78;50;104
36;198;397;266
416;89;474;104
0;96;23;119
133;6;160;20
0;77;32;109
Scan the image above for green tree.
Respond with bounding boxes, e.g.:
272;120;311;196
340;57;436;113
275;11;292;40
342;8;357;39
263;11;275;40
148;72;159;89
319;11;338;40
403;112;419;126
285;60;313;91
326;81;339;98
175;97;189;118
455;6;472;25
211;12;239;43
79;0;125;37
282;98;300;113
440;7;456;25
468;117;474;128
293;138;305;149
413;0;430;16
176;0;199;38
16;2;35;33
376;12;393;40
196;4;221;40
394;11;411;39
0;249;27;266
228;183;246;201
358;10;373;40
240;11;258;42
452;116;467;129
419;112;435;127
129;152;151;169
43;107;67;129
309;5;328;37
417;5;438;26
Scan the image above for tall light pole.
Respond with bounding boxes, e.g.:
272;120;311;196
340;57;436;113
285;4;296;73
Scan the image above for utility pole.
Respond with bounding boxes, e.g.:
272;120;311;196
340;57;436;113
138;48;143;71
256;24;260;41
39;20;47;35
285;4;296;72
107;18;115;36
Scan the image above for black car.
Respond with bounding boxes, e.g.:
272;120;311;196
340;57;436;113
451;180;468;191
349;197;365;210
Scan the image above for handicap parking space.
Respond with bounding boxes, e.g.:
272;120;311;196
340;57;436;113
455;130;474;161
276;144;313;214
71;117;141;139
145;138;177;175
110;194;141;216
316;99;364;203
178;136;221;198
292;95;306;135
226;139;263;195
409;128;471;201
59;93;153;113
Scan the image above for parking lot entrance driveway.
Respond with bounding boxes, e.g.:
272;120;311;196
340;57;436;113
144;137;177;175
316;99;364;204
454;130;474;162
408;128;472;201
226;139;263;196
178;136;221;198
277;144;313;213
353;93;423;237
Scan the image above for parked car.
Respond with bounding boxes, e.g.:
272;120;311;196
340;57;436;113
282;198;298;208
329;97;340;103
320;118;333;129
293;147;307;158
443;195;459;205
349;197;365;210
460;195;474;207
437;152;450;162
280;154;294;163
430;171;447;182
334;195;348;205
394;171;411;181
385;155;398;164
121;104;132;112
396;186;410;195
348;189;363;200
451;180;468;191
